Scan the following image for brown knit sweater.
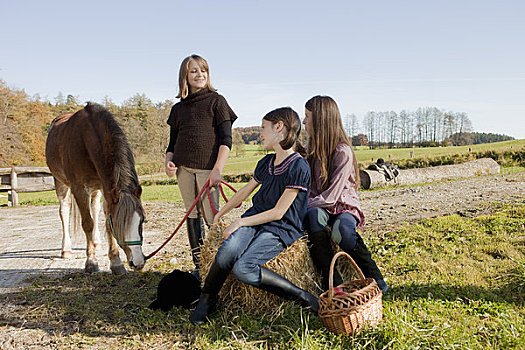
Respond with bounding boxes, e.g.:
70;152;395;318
167;89;237;170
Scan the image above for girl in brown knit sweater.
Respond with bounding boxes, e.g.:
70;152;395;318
164;54;237;278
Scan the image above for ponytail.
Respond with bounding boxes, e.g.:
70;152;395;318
294;141;307;157
263;107;305;156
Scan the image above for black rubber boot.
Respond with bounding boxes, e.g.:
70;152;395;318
347;236;388;293
257;268;319;313
308;229;343;291
187;218;205;271
189;260;230;325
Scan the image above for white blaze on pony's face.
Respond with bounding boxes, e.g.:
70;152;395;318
121;211;145;270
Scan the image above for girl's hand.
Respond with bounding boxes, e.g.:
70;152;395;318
165;161;177;178
208;168;222;187
213;213;223;225
222;219;243;240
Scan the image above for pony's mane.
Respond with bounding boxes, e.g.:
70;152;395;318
84;102;139;193
84;102;143;236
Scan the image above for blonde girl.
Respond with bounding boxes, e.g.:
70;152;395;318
165;54;237;276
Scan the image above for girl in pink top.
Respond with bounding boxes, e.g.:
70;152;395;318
303;95;387;293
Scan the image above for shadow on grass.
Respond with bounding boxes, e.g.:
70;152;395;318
0;270;327;347
0;269;398;349
386;271;525;306
1;266;523;348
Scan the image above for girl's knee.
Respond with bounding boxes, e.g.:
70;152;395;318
214;253;231;270
332;218;358;251
232;261;261;286
215;243;238;270
305;207;320;217
305;207;328;232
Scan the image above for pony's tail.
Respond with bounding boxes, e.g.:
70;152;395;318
70;195;82;242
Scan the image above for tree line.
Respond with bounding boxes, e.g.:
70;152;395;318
0;80;171;168
344;107;513;148
349;107;476;148
0;79;514;169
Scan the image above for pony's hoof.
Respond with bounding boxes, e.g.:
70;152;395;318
111;264;128;275
85;261;100;273
61;251;74;259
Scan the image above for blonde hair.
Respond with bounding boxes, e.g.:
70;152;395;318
305;95;359;191
176;54;216;99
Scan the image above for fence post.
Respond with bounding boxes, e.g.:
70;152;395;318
9;167;18;206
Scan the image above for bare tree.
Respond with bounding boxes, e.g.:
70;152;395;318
387;111;398;147
344;113;359;138
363;111;377;148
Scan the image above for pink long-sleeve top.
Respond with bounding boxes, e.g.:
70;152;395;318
308;143;365;229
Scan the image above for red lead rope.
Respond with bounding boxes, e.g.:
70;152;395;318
144;179;238;260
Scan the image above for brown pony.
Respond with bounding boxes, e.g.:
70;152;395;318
46;102;145;274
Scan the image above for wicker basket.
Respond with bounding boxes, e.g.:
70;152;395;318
318;251;383;335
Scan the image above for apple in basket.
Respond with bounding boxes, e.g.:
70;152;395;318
333;286;348;296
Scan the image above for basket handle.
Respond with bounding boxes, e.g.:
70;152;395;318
328;251;366;298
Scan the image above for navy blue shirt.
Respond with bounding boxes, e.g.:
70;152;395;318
241;152;311;247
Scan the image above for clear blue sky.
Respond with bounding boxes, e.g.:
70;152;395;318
2;0;524;138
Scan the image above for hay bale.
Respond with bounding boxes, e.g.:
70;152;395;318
200;223;323;311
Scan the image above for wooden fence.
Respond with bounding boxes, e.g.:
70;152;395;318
0;167;55;206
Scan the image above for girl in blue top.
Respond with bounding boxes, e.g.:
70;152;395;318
190;107;318;325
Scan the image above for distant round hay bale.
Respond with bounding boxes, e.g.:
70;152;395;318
200;223;323;311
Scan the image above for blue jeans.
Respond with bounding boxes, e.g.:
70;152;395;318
214;226;285;286
304;207;359;252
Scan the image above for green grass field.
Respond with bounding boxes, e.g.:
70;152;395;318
2;140;524;348
225;139;525;174
14;201;525;349
353;139;525;162
0;183;251;207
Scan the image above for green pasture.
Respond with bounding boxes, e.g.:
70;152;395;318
353;139;525;162
11;201;525;349
226;139;525;174
0;182;251;207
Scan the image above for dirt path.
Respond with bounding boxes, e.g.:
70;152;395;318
0;205;173;295
360;171;525;233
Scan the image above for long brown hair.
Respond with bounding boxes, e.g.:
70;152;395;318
305;95;359;191
176;54;216;99
263;107;306;156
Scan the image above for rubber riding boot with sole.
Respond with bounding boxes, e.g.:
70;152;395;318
190;260;230;325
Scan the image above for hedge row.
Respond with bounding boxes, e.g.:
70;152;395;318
387;149;525;170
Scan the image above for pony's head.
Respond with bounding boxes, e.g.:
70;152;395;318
110;186;145;270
